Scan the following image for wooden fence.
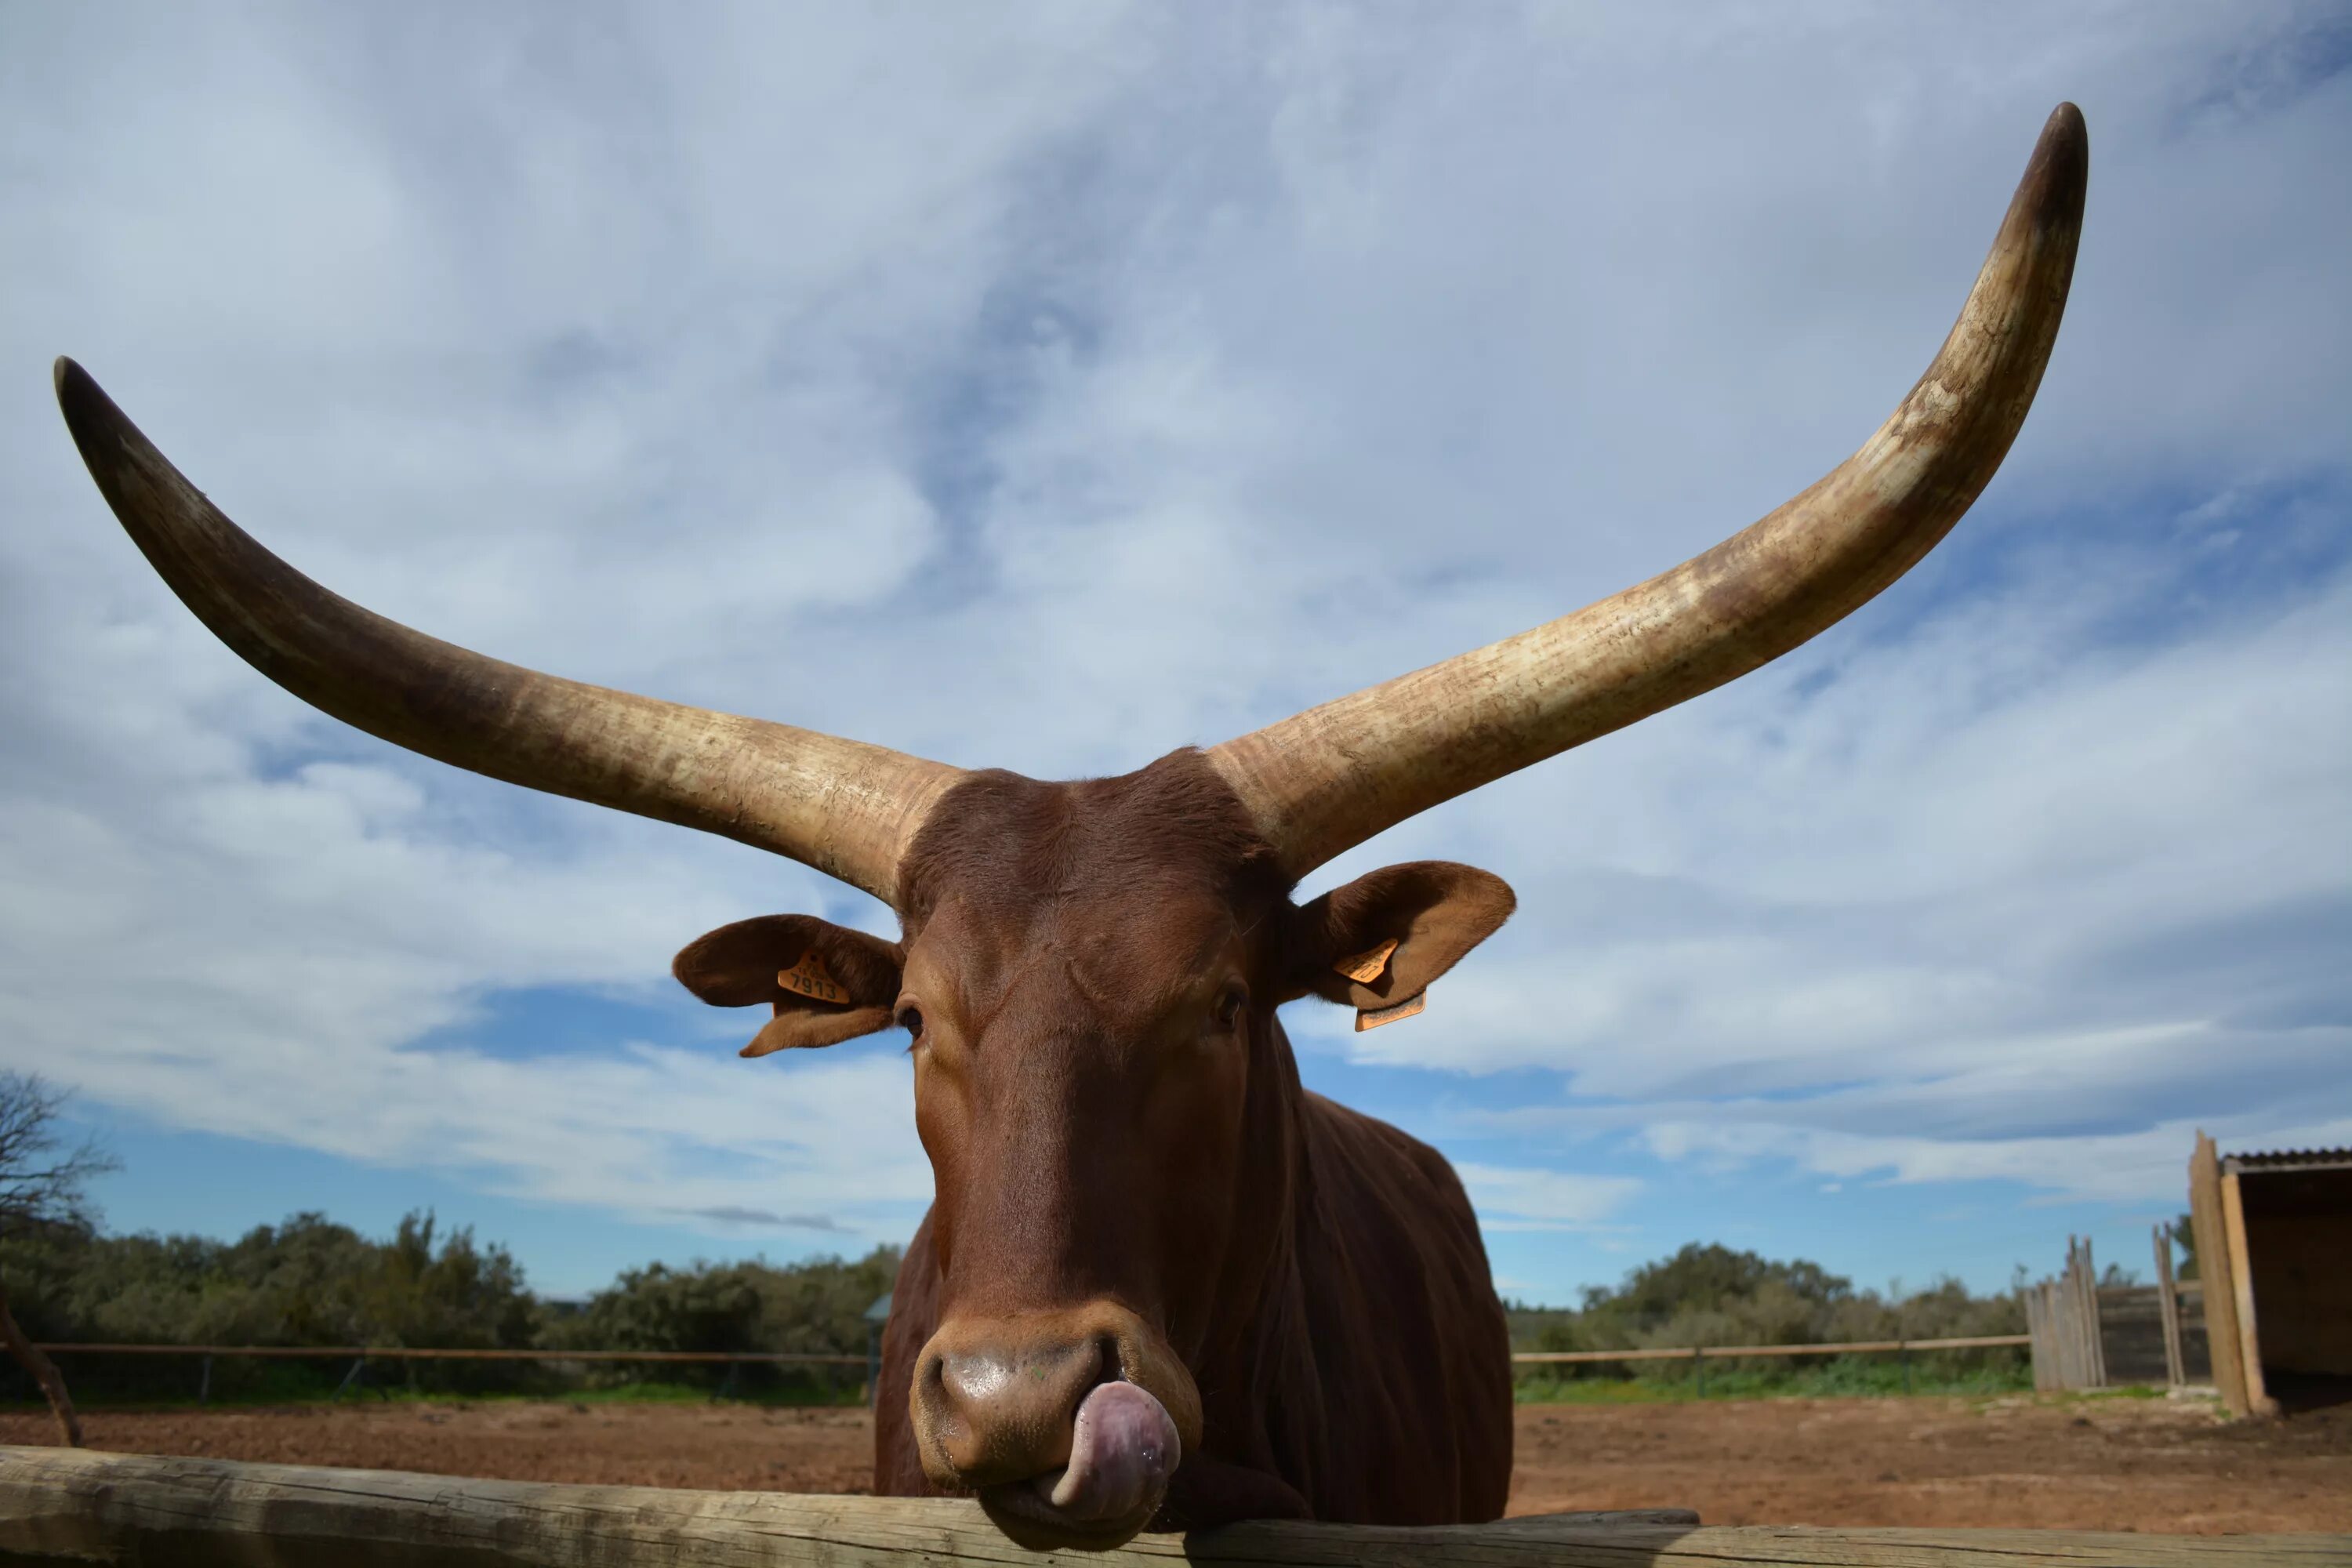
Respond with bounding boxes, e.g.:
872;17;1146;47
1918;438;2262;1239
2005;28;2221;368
2;1447;2339;1566
2026;1236;2107;1392
13;1333;2027;1420
2024;1232;2209;1393
36;1333;2026;1374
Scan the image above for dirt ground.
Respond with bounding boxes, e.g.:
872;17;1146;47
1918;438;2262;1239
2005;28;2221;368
8;1394;2350;1535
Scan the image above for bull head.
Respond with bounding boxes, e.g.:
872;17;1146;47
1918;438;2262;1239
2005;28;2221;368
56;105;2085;1548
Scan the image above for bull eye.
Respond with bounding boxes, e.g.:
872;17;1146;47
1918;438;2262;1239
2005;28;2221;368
896;1004;924;1040
1209;983;1247;1035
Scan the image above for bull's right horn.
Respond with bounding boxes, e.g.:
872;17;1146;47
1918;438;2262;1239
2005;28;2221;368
54;360;962;906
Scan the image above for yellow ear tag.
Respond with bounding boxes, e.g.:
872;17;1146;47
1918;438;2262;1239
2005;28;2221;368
776;952;849;1006
1334;937;1399;985
1354;993;1425;1033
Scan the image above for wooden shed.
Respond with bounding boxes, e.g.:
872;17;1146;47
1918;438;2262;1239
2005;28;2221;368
2187;1132;2352;1417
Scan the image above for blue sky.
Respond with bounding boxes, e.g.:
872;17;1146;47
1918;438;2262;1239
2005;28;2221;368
3;3;2347;1305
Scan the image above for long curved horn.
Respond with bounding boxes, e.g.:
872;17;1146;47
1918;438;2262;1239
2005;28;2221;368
54;360;961;906
1210;103;2088;878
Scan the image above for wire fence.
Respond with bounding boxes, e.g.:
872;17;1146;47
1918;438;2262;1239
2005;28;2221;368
1512;1334;2030;1363
35;1345;866;1364
1510;1333;2031;1396
18;1342;876;1407
13;1333;2030;1406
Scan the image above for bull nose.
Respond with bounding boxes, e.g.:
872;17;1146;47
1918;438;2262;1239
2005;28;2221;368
909;1301;1203;1505
918;1324;1112;1485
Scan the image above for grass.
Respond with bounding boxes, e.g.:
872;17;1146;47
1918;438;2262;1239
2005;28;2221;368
5;1383;873;1413
3;1360;871;1413
16;1352;2040;1413
1513;1354;2034;1404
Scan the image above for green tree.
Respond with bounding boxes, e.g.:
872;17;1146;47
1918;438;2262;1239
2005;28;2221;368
1512;1242;2026;1392
0;1073;120;1445
551;1246;902;1396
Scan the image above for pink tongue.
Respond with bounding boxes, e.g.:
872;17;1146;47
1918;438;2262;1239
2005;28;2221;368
1041;1381;1181;1523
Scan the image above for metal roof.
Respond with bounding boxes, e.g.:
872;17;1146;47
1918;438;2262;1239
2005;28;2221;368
2222;1146;2352;1174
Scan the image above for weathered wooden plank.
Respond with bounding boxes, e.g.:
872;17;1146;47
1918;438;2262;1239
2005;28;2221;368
0;1448;2342;1567
2220;1168;2278;1417
2026;1283;2055;1392
2156;1223;2188;1388
2075;1237;2107;1389
2028;1257;2119;1396
2191;1130;2252;1416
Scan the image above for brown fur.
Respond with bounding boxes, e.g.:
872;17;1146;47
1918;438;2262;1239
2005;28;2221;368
679;747;1514;1534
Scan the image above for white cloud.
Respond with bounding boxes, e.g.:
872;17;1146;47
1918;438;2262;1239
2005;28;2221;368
1342;563;2350;1067
1642;1116;2352;1207
0;3;2343;1251
1457;1163;1642;1232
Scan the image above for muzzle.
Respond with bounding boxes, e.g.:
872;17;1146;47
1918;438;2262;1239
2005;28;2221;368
910;1301;1203;1550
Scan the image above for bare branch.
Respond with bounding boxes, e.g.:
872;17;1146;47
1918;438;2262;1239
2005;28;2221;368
0;1073;120;1242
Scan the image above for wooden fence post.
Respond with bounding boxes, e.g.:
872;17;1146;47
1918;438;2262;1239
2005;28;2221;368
2024;1279;2052;1392
2153;1223;2185;1388
2067;1236;2107;1390
2188;1131;2251;1414
2219;1165;2274;1416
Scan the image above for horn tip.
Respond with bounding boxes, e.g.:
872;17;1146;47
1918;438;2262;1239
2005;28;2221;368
53;355;96;413
52;355;118;448
2024;101;2089;216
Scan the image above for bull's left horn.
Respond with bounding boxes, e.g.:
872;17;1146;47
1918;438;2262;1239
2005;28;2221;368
1210;103;2089;877
53;360;961;906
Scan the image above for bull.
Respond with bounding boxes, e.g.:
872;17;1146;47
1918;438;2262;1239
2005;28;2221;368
54;105;2085;1550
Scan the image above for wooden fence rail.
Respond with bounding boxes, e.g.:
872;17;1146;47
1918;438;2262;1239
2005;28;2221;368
19;1341;880;1410
34;1342;868;1364
2;1447;2339;1567
34;1334;2026;1368
18;1334;2035;1413
1514;1335;2029;1364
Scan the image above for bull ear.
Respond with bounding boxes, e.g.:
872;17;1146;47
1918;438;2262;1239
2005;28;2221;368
672;914;902;1057
1283;862;1514;1028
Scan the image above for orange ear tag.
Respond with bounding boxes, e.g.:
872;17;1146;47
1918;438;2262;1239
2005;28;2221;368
1355;993;1425;1033
776;951;849;1006
1334;937;1399;985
